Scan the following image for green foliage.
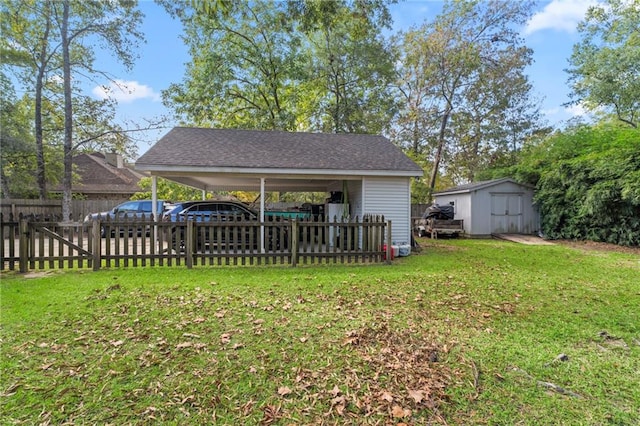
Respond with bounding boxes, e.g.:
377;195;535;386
0;82;65;198
530;125;640;245
566;0;640;128
390;0;544;190
133;177;208;201
1;0;145;203
481;124;640;246
163;0;396;134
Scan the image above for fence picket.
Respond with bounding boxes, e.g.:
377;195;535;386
2;214;390;271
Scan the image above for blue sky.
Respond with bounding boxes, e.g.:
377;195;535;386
87;0;601;157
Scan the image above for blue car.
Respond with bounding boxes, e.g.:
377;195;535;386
84;200;169;237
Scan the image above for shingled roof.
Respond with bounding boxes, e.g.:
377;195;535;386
434;178;534;195
136;127;422;174
51;152;145;198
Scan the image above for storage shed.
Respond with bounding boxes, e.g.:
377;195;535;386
433;178;538;237
135;127;424;246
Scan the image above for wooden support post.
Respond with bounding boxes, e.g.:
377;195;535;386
291;219;298;267
186;219;193;269
385;220;392;265
19;216;28;273
92;220;101;271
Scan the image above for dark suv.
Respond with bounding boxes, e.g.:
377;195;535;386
163;200;288;251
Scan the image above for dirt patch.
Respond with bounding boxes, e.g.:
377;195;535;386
555;240;640;255
23;271;58;279
493;234;555;245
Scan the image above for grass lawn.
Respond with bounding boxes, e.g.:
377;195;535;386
1;239;639;425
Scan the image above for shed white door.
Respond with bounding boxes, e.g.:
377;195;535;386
491;194;522;233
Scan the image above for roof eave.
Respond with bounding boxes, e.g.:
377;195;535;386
135;164;423;178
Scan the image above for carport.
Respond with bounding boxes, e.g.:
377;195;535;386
135;127;423;249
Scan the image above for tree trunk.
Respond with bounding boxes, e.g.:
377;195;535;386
1;170;11;199
34;1;51;201
61;0;73;221
428;105;451;199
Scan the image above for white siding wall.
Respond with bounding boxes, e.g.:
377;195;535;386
363;177;412;244
473;182;536;235
433;194;472;234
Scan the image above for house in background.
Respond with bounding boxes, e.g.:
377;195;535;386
51;152;145;202
433;178;539;238
135;127;424;245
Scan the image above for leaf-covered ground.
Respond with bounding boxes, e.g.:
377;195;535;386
2;239;639;425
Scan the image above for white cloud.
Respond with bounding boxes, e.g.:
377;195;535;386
524;0;600;35
542;106;561;116
92;79;161;103
565;103;589;117
47;74;64;85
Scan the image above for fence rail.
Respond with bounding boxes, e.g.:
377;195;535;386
1;213;392;271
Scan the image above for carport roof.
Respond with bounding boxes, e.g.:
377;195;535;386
135;127;423;191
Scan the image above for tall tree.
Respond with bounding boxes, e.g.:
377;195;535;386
47;0;143;219
392;0;540;197
0;77;35;198
164;0;301;130
164;0;396;134
2;0;146;212
449;44;543;182
566;0;640;128
289;0;397;133
2;0;58;200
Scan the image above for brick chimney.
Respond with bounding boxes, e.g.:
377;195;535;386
105;152;124;168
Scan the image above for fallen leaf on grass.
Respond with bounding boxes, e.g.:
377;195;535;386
331;395;346;406
378;391;394;403
331;395;346;415
1;382;21;397
220;333;231;344
329;385;341;397
408;389;425;403
241;399;255;416
176;342;193;349
392;405;411;418
277;386;291;396
262;404;282;425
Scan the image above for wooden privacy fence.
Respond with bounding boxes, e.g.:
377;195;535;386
1;214;392;272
